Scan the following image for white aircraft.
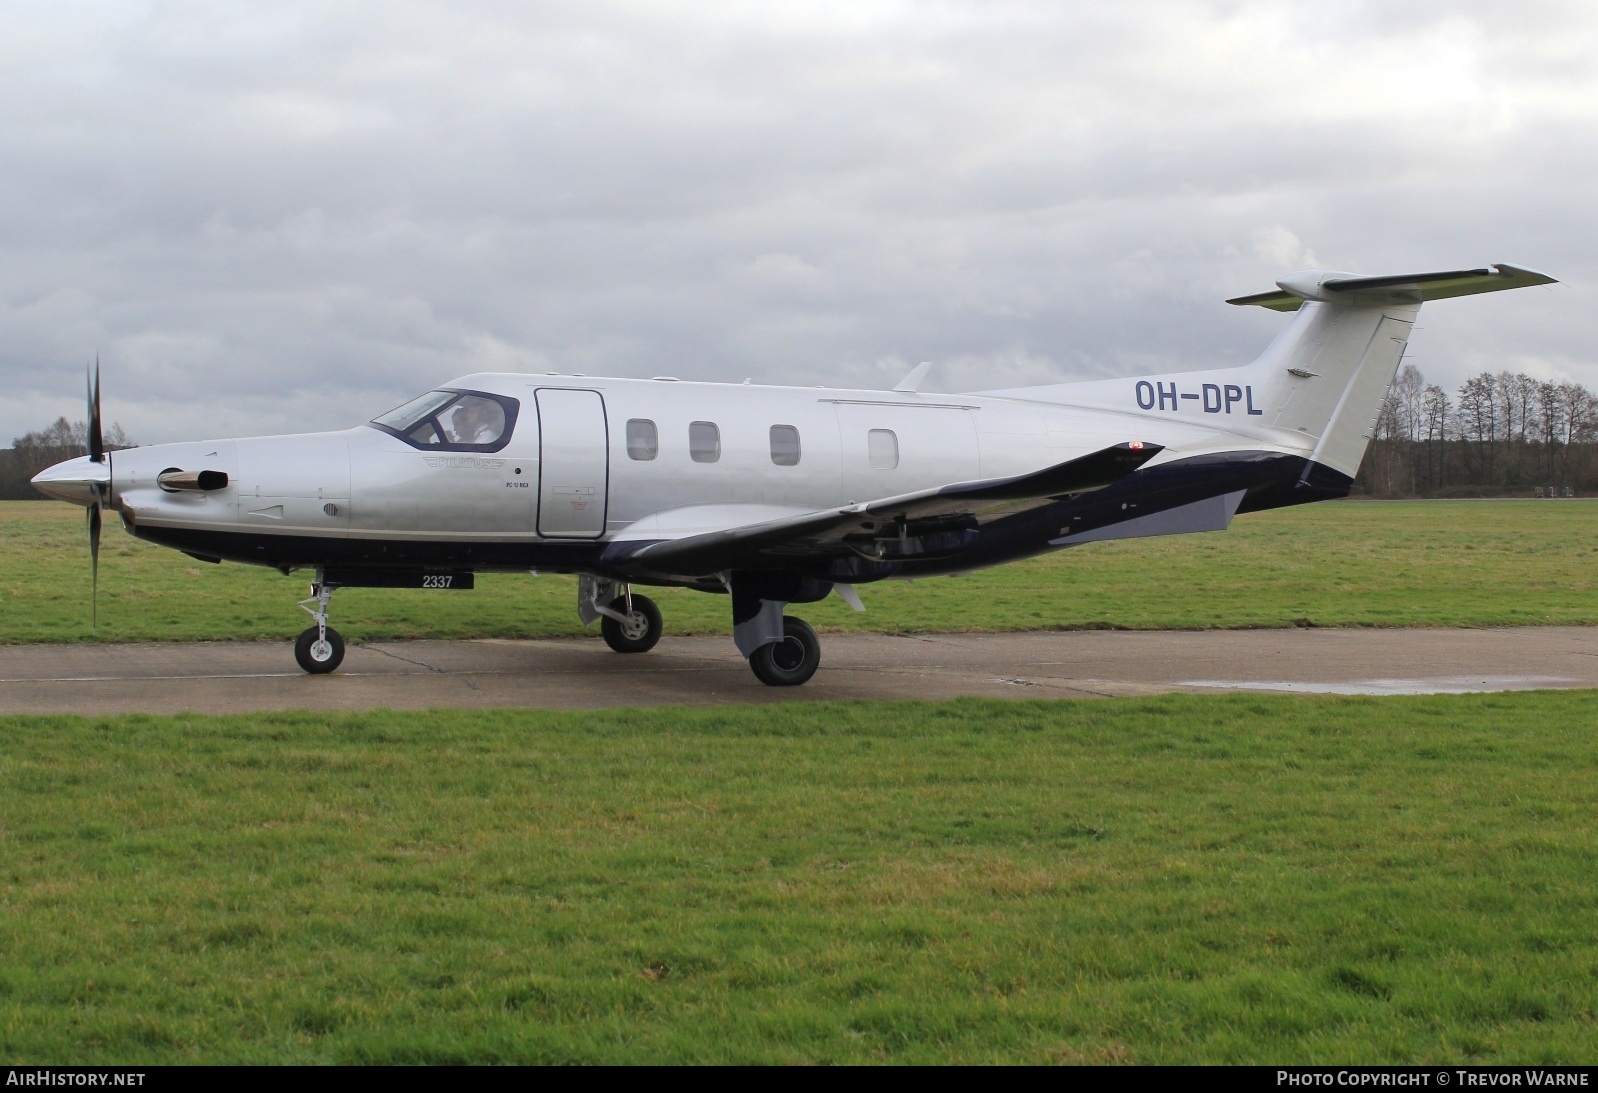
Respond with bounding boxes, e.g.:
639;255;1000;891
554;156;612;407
32;263;1555;685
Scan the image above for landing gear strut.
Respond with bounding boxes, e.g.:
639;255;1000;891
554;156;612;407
295;575;345;674
731;573;836;687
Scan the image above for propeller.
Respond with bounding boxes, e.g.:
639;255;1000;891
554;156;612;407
88;357;104;463
87;358;105;632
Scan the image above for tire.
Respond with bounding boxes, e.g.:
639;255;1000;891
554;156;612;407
748;616;820;686
294;625;346;674
601;594;663;654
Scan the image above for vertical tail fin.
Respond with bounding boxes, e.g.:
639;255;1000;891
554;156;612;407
1227;264;1556;478
1238;298;1415;477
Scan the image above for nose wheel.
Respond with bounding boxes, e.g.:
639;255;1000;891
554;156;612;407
294;575;345;674
295;625;346;674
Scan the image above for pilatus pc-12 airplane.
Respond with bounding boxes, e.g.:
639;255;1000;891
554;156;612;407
33;263;1555;686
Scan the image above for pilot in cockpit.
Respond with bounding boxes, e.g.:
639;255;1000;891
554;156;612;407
449;399;504;445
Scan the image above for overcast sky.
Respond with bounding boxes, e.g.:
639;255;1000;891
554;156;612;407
2;1;1591;445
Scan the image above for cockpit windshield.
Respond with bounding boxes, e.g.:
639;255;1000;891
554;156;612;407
370;389;518;451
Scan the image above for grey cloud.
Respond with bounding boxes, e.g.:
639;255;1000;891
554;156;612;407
1;1;1593;444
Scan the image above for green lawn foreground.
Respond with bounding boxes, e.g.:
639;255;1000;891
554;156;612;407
4;499;1598;643
0;693;1594;1063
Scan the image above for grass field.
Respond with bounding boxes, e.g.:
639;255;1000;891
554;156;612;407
4;499;1598;644
1;694;1594;1064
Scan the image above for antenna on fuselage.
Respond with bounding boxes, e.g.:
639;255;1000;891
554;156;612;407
892;361;932;393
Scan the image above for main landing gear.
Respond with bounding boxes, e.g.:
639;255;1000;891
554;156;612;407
579;576;664;654
579;574;826;686
748;616;821;686
601;595;663;653
726;572;850;687
294;578;345;674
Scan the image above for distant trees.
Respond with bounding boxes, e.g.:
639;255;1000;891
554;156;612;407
1357;366;1598;497
0;417;135;500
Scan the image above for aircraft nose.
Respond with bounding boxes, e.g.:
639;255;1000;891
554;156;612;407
30;455;110;506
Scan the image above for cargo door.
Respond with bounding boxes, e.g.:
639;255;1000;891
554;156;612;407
536;388;609;538
833;403;980;502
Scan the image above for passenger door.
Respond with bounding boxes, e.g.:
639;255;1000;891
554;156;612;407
536;388;609;538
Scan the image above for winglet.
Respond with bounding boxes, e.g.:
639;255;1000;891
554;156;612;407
893;362;932;393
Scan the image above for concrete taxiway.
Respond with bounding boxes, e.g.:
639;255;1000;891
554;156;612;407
1;627;1595;716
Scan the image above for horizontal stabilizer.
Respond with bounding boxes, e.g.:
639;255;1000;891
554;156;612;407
1225;288;1306;312
1228;263;1557;311
606;442;1161;577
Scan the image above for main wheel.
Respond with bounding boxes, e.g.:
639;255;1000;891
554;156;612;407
294;625;346;674
748;616;820;687
601;594;663;653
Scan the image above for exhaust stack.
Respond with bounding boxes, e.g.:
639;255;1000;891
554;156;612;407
158;469;229;492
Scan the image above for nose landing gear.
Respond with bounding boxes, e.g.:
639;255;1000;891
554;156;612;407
294;577;345;674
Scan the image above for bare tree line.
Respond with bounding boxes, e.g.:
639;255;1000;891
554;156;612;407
1359;365;1598;497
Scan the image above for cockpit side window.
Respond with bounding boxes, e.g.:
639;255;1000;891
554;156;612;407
444;396;507;445
369;389;520;453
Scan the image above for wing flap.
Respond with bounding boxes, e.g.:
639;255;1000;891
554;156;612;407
607;442;1161;577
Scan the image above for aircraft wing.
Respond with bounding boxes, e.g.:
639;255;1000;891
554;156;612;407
604;442;1160;577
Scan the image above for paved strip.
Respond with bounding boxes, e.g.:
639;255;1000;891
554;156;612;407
1;627;1595;716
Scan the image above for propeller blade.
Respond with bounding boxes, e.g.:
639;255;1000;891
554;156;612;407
87;358;104;463
88;484;103;632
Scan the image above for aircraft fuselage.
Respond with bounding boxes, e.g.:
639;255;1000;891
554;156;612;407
96;373;1321;583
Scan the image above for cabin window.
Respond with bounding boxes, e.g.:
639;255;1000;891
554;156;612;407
868;429;898;470
689;421;721;463
769;424;800;466
370;389;519;453
626;419;658;460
